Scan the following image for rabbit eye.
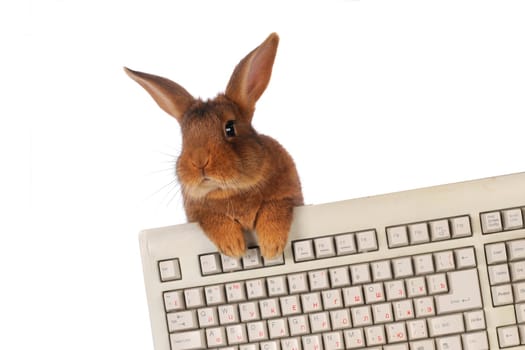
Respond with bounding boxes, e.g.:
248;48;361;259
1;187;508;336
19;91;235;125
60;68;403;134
225;120;236;137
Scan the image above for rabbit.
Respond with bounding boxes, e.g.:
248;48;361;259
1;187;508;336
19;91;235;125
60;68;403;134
125;33;303;259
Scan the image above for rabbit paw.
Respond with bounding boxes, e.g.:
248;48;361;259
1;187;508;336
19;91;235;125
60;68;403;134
215;229;246;258
258;231;287;259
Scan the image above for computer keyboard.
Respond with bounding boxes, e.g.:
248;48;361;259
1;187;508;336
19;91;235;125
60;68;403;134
139;172;525;350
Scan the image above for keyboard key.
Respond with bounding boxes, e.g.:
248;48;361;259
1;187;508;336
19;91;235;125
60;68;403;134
351;305;373;326
239;302;260;322
226;324;248;344
385;321;407;343
371;260;393;281
406;277;427;298
365;324;386;346
246;278;266;299
267;275;288;296
356;230;378;252
260;341;280;350
413;297;434;318
387;226;409;248
343;328;365;348
429;219;451;241
281;337;301;350
164;290;185;312
199;253;222;275
364;282;385;304
514;282;525;302
268;318;289;339
242;247;263;269
330;309;352;330
288;273;308;294
407;319;428;340
450;215;472;238
464;310;485;331
205;327;227;347
260;298;281;318
314;236;336;258
329;266;350;287
247;321;268;341
491;284;514;306
393;299;415;320
434;250;455;272
302;334;323;350
488;264;511;285
515;303;525;323
385;280;406;301
392;257;414;278
321;289;343;310
481;211;503;233
309;311;330;332
170;329;206;350
218;304;239;324
426;273;448;294
454;247;476;269
240;343;257;350
280;295;301;315
435;269;482;313
263;253;285;266
435;335;461;350
508;239;525;261
502;208;523;230
167;310;198;332
384;344;409;350
497;325;520;348
408;222;430;245
409;339;434;349
350;263;371;284
428;313;464;337
293;240;315;261
289;315;310;336
485;242;508;265
342;286;364;306
334;233;356;255
462;331;489;350
413;254;434;275
225;281;246;302
323;331;344;350
301;292;323;313
372;302;393;323
197;307;218;327
221;254;242;272
308;269;329;290
205;284;225;305
159;258;182;282
184;288;205;308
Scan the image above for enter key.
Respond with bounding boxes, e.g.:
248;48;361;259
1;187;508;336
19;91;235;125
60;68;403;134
435;268;483;314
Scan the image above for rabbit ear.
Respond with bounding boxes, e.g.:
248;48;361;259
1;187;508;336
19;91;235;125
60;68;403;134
225;33;279;119
124;67;194;122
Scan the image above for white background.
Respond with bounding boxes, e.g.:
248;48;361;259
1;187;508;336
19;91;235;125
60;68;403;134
2;1;524;349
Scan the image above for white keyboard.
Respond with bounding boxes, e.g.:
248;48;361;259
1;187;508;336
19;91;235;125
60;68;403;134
139;172;525;350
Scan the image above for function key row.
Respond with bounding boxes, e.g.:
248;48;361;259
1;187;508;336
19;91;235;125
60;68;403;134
386;215;471;248
480;206;525;234
292;230;378;262
199;247;284;276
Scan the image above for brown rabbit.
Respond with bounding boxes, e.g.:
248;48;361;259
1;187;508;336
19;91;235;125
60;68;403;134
125;33;303;259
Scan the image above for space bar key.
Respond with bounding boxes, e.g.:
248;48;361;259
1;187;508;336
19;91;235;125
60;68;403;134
435;268;483;314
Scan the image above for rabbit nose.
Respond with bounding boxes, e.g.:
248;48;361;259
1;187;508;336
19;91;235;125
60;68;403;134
191;149;210;171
